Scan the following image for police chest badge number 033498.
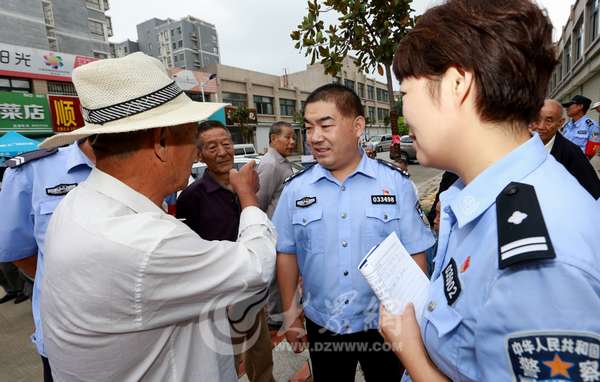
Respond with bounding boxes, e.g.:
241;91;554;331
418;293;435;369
371;195;396;204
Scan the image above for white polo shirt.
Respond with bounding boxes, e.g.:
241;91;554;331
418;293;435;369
41;168;276;381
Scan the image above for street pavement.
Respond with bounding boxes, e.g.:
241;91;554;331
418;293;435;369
1;155;597;382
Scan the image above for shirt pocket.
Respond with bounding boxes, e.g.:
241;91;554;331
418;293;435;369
39;198;62;216
292;207;325;256
365;206;400;237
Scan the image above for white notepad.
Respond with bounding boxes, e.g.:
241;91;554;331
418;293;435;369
358;232;430;319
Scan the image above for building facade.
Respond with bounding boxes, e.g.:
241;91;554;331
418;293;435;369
0;0;112;59
112;39;139;58
204;56;391;153
550;0;600;121
137;16;220;70
286;56;392;133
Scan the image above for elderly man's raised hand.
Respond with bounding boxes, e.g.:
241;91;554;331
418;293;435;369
229;160;260;208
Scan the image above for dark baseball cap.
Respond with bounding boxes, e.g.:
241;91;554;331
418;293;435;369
562;95;592;111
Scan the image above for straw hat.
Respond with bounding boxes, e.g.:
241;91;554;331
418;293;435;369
40;52;227;149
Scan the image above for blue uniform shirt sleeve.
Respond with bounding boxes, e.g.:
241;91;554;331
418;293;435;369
272;183;296;254
475;261;600;381
0;167;37;261
396;177;435;254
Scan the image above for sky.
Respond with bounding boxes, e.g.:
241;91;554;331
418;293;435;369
107;0;573;80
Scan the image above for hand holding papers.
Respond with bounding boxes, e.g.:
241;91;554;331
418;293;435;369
358;232;430;319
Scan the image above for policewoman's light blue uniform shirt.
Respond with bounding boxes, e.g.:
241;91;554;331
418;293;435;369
0;143;93;356
272;153;435;334
562;116;600;153
418;135;600;381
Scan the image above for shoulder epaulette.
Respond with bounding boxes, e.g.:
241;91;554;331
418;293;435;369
4;148;58;168
586;118;595;127
377;159;410;178
284;163;314;184
496;182;555;270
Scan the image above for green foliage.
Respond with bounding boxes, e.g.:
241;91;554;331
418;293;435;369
231;106;254;143
397;115;409;136
290;0;415;76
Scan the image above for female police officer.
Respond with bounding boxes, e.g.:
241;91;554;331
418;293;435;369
379;1;600;381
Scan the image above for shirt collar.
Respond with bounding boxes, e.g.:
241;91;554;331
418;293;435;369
200;170;230;193
544;134;556;152
308;151;376;184
268;147;288;163
440;134;548;228
64;142;94;173
84;168;165;214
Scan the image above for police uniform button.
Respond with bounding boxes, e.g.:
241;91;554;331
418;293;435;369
302;218;307;223
383;214;388;220
341;185;346;191
504;185;519;196
342;240;348;247
341;212;347;219
343;271;349;276
427;301;437;312
344;300;349;304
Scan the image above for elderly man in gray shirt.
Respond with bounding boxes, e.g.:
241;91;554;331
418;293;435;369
257;121;296;329
257;121;296;218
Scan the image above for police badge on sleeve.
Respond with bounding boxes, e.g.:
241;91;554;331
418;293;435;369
507;332;600;381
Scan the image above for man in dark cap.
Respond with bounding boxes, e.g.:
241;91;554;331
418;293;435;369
561;95;600;158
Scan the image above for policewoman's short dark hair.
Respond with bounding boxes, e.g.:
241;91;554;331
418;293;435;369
305;83;365;118
393;0;557;125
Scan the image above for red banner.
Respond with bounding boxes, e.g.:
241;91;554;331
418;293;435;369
48;95;85;132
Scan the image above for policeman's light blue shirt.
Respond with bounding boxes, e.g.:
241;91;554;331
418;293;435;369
272;153;435;334
0;143;93;356
562;116;599;152
419;135;600;381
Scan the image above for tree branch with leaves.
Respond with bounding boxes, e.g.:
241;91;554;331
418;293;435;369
291;0;415;135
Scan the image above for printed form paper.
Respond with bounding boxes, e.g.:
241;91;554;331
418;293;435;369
358;231;430;319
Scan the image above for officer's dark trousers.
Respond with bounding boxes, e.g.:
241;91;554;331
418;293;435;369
42;356;54;382
305;318;404;382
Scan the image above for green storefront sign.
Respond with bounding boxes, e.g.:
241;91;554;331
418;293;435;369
0;91;52;133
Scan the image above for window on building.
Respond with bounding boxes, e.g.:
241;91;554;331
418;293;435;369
47;81;77;96
280;98;296;116
93;51;108;59
178;40;183;48
300;100;306;113
92;51;108;59
564;39;571;74
0;77;32;93
575;18;583;61
88;19;104;39
171;29;175;37
377;107;384;122
376;88;383;102
344;79;355;90
86;0;101;10
368;106;376;123
357;82;365;98
591;0;600;43
179;54;184;62
333;76;341;84
367;85;374;100
172;42;177;49
177;26;182;34
254;95;274;115
222;92;247;108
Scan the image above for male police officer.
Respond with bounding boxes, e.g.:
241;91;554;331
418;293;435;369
562;95;600;158
0;140;94;381
273;84;434;382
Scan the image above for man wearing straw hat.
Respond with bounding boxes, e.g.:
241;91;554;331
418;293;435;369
39;52;276;381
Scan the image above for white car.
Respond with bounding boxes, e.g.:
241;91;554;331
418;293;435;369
190;156;261;181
